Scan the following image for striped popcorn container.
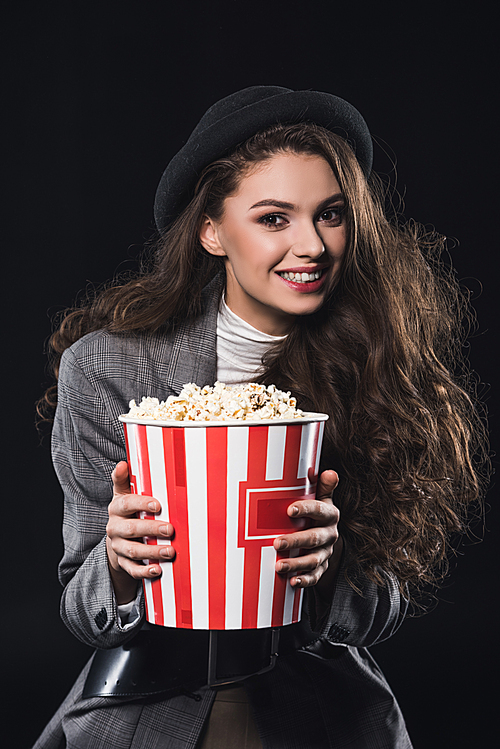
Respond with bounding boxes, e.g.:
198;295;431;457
119;413;328;630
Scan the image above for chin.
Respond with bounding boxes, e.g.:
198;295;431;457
282;299;325;318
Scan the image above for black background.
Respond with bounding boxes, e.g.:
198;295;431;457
5;2;499;747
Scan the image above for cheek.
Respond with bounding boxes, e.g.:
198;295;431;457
325;228;346;260
256;232;292;258
230;234;289;270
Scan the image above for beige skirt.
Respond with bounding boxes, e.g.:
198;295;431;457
198;685;263;749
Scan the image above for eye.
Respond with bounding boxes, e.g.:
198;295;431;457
318;206;343;225
257;213;288;228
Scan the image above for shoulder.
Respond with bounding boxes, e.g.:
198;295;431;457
64;327;174;361
62;273;223;366
58;328;183;409
60;327;174;379
58;273;223;397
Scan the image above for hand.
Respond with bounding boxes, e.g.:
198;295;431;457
105;461;175;604
273;470;341;589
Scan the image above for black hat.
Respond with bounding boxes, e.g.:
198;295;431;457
154;86;372;231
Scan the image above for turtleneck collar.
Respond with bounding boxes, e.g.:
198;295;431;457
216;296;287;385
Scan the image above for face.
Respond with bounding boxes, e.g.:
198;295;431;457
199;152;346;335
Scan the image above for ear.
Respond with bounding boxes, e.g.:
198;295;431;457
199;216;226;257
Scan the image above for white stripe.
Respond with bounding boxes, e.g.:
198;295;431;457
185;428;209;629
298;422;316;480
126;426;157;620
315;422;324;475
265;425;286;480
127;425;150;558
225;427;248;629
126;425;141;494
146;426;169;521
298;587;305;620
143;579;156;622
146;426;176;628
257;546;276;628
283;548;300;624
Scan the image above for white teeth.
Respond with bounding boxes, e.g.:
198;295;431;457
278;270;323;283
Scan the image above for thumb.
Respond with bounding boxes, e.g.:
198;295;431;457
317;470;339;500
112;460;132;496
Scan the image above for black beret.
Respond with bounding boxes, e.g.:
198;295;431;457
154;85;372;231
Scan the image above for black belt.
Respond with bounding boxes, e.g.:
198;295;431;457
83;618;323;699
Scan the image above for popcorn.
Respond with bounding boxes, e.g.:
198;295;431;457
125;381;304;422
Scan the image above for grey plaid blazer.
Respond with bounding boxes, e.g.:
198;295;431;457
34;277;413;748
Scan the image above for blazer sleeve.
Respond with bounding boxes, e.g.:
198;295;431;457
52;346;145;649
308;541;408;648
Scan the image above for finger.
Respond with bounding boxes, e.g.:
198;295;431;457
111;537;176;565
115;554;170;581
108;492;163;518
288;560;330;589
107;515;174;540
112;461;132;496
275;525;337;551
278;503;339;553
316;470;339;500
287;498;339;523
276;547;331;576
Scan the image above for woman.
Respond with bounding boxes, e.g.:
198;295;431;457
34;86;488;749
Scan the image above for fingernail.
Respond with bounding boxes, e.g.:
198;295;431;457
276;539;287;550
160;546;172;558
279;562;290;572
149;566;161;576
148;502;158;512
159;524;172;536
289;506;299;516
294;577;302;587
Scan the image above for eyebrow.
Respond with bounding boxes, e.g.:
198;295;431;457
248;193;344;212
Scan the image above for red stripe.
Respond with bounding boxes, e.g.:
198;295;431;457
134;425;164;626
282;424;302;484
271;549;289;626
292;586;302;622
241;545;262;628
269;425;301;626
206;427;228;629
240;426;269;628
148;577;164;626
135;425;153;496
245;425;269;486
163;427;193;628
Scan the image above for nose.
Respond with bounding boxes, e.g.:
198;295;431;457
291;220;325;259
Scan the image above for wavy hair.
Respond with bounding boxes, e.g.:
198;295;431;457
38;122;489;601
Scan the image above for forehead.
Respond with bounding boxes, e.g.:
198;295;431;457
230;152;340;204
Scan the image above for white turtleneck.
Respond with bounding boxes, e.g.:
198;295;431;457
216;296;287;384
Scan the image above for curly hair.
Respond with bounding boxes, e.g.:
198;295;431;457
38;122;489;602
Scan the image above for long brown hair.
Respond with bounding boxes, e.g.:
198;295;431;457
38;122;489;601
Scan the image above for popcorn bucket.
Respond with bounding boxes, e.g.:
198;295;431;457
119;413;328;630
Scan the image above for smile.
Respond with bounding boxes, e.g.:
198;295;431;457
277;269;324;283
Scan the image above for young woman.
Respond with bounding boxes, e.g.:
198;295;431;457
34;86;488;749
